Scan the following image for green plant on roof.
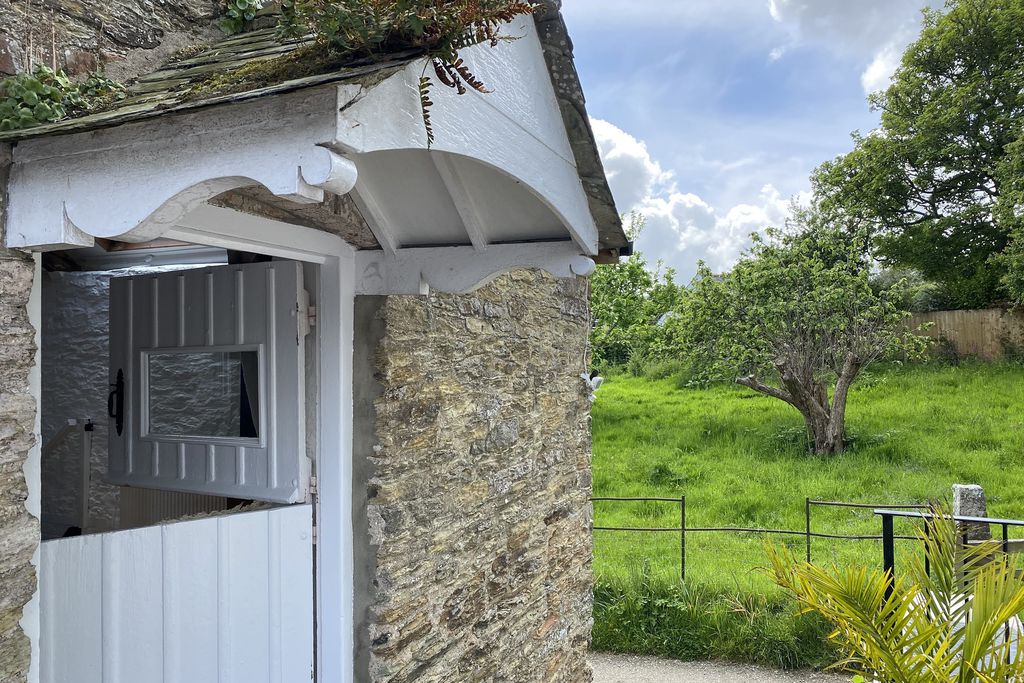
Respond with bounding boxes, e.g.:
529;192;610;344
0;65;125;132
220;0;266;34
273;0;537;145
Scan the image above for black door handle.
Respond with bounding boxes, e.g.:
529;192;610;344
108;369;124;436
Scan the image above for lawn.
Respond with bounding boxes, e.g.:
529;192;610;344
590;361;1024;667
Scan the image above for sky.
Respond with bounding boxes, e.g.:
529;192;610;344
560;0;943;283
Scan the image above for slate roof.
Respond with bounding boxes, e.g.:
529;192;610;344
0;28;417;144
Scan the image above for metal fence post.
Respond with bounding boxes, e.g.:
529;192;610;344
1004;522;1010;659
680;495;686;582
882;512;895;600
805;498;812;563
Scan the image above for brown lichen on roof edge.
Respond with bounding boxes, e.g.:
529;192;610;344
533;0;626;252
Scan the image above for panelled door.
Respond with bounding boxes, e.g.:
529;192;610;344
40;505;315;683
108;261;310;504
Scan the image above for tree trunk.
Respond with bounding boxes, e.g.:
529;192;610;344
803;409;844;456
737;353;862;456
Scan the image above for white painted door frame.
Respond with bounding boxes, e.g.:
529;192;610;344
165;206;356;683
22;204;356;683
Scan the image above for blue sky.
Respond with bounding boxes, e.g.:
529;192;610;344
560;0;941;281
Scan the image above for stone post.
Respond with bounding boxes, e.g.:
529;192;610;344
952;484;990;542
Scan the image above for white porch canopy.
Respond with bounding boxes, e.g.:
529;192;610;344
3;15;626;294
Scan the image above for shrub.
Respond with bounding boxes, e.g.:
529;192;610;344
769;511;1024;681
928;335;962;366
626;355;686;380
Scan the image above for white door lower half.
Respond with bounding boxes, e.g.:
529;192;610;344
39;505;314;683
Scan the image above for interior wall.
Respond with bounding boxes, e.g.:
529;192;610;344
40;271;118;537
40;258;235;538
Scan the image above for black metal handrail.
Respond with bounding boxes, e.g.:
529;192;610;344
591;496;935;580
806;499;931;562
874;508;1024;594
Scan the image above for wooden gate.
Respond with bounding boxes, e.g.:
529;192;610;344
40;505;314;683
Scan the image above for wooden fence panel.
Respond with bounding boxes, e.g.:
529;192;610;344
910;308;1024;360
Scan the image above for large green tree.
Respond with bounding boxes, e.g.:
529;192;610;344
814;0;1024;308
589;214;680;369
996;135;1024;299
664;209;925;455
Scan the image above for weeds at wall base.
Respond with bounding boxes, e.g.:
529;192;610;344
592;572;839;671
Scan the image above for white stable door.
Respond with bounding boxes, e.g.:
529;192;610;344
108;261;310;503
41;505;315;683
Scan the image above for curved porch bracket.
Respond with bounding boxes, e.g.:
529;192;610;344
331;16;600;256
4;16;600;269
5;88;356;251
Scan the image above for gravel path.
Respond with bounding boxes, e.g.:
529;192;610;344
591;653;850;683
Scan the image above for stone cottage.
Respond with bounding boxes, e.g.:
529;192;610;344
0;2;627;682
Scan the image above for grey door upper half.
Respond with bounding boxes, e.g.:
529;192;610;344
108;261;310;503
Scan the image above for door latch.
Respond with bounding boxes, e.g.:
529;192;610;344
107;369;125;436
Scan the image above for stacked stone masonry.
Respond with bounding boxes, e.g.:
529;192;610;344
0;1;220;78
0;146;37;682
363;271;594;683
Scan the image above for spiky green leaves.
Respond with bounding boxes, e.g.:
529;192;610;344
769;511;1024;681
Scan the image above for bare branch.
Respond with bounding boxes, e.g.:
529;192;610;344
735;375;797;408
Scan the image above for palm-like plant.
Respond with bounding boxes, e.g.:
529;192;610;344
768;512;1024;682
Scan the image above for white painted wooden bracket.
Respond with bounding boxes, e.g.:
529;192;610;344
331;16;599;256
356;242;595;295
5;88;351;250
165;205;355;264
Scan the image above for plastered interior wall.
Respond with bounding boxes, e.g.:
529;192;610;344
40;271;119;537
356;271;595;683
41;267;242;539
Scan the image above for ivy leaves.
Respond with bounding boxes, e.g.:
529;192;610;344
0;65;125;132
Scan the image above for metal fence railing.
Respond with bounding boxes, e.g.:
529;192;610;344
592;496;933;580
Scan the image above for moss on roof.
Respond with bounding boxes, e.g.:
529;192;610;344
0;28;418;143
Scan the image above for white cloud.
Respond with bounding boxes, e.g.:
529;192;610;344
860;42;904;94
768;0;916;52
591;119;672;210
562;0;765;30
767;0;937;94
593;119;807;281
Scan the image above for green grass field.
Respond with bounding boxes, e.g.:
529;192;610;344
590;362;1024;667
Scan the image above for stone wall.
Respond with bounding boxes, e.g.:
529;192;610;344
0;146;38;682
0;1;219;79
356;271;594;683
